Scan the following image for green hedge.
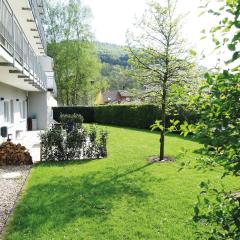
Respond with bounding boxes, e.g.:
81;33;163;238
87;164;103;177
53;105;197;129
94;105;161;129
53;107;95;123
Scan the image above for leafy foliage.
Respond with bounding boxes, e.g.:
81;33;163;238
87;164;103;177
191;1;240;239
194;181;240;240
59;113;84;129
96;42;129;67
53;106;95;123
96;42;138;91
195;71;240;175
53;105;198;129
45;1;106;105
41;116;108;162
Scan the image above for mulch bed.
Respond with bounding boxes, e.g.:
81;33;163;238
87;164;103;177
147;156;175;163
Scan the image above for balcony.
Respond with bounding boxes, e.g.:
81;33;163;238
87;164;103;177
39;56;57;96
0;0;47;91
28;0;46;52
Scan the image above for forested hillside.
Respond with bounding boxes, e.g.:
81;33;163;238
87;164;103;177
96;42;129;67
96;42;138;90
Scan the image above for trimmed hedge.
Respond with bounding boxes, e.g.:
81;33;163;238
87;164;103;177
53;105;197;129
94;105;161;129
53;107;94;123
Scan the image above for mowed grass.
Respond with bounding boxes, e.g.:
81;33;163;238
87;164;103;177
4;125;239;240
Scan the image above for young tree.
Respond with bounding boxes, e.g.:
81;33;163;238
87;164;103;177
127;0;194;160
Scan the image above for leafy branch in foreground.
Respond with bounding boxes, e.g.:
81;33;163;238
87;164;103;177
194;181;240;240
190;0;240;239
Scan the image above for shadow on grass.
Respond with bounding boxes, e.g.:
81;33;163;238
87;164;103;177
34;159;97;168
94;123;201;143
7;163;156;237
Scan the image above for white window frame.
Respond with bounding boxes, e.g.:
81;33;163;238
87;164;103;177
19;101;27;119
23;100;27;119
10;99;14;124
4;101;10;123
4;100;15;124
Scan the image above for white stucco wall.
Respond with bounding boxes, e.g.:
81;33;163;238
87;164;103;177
28;92;48;130
47;92;58;126
28;91;57;130
0;82;27;141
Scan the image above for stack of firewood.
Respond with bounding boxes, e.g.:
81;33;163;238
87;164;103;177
0;141;33;166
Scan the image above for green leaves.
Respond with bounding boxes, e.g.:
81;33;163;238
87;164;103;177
193;2;240;239
227;43;236;51
179;121;195;137
189;49;197;57
231;51;240;61
150;120;164;132
193;181;240;240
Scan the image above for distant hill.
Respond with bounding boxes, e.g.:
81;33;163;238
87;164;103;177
96;42;129;68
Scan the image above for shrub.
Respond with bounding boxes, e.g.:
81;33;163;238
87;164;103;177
53;106;94;123
59;113;84;125
41;128;64;161
94;105;161;129
40;125;108;162
59;113;84;132
53;105;198;129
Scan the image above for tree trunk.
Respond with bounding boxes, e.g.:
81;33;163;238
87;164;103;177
160;83;167;160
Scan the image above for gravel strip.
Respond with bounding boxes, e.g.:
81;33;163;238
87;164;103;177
0;166;31;235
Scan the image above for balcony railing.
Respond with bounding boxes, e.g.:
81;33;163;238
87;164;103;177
28;0;47;52
0;0;47;90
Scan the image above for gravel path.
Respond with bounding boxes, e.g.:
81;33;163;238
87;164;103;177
0;166;31;235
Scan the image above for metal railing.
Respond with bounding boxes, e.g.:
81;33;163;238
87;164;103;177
0;0;47;90
28;0;47;52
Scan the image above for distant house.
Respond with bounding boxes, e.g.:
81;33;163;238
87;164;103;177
95;90;133;105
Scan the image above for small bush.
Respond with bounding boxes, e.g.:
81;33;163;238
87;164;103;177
59;113;84;125
40;125;108;162
60;113;84;132
53;106;94;123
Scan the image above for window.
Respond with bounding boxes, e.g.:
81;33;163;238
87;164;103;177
19;101;27;119
4;101;10;123
10;100;14;123
23;101;27;119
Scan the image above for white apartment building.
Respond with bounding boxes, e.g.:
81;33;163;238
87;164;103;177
0;0;57;141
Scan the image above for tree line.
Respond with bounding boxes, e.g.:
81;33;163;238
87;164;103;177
45;0;107;106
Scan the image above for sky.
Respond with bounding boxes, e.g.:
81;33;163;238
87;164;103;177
82;0;224;67
84;0;205;45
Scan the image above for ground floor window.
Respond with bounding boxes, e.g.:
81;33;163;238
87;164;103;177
23;101;27;119
19;101;27;119
4;101;10;123
10;100;14;123
4;100;14;123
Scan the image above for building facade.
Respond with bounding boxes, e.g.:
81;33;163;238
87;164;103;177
0;0;57;141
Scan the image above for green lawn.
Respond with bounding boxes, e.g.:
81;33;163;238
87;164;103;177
4;125;239;240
